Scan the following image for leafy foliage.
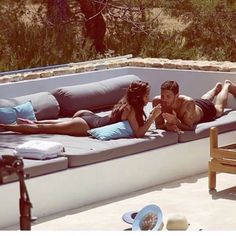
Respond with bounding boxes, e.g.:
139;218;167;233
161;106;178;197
0;0;97;71
161;0;236;61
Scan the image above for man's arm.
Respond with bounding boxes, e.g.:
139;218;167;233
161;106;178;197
177;101;196;130
152;96;165;129
162;101;196;131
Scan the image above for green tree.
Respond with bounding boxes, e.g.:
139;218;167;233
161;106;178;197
162;0;236;61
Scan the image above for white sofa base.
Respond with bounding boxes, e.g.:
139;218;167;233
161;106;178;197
1;130;236;229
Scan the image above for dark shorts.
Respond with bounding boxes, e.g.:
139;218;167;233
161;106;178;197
194;98;217;123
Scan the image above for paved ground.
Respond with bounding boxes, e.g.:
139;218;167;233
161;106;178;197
7;172;236;231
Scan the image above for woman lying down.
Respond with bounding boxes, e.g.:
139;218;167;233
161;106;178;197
0;80;161;138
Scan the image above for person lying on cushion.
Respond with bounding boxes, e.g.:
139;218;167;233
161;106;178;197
0;80;162;137
152;80;236;132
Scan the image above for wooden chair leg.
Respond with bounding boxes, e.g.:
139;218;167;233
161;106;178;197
208;166;216;190
209;127;218;191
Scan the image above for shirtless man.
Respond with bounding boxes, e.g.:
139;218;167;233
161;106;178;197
152;80;236;132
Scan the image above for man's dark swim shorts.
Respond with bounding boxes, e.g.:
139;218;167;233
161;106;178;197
194;98;217;123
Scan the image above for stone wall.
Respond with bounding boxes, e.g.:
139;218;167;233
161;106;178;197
1;56;236;84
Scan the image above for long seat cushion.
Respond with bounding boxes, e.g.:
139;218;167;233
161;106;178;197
52;74;141;116
66;129;178;167
1;104;236;178
65;103;178;166
0;92;60;120
0;103;178;169
178;109;236;142
0;125;178;169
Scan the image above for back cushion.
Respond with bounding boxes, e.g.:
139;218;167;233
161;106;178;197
0;92;59;120
52;74;141;116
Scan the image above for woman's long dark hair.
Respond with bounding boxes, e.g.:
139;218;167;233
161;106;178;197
111;80;149;126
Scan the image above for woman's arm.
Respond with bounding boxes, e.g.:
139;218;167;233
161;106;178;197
152;96;165;129
127;105;162;138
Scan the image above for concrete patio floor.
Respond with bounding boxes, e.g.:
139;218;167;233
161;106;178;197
6;172;236;231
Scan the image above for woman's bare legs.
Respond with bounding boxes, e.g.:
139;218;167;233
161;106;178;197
16;110;95;124
0;117;90;136
201;82;223;101
34;119;65;124
17;118;65;125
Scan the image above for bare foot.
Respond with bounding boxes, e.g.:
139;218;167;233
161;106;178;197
225;80;236;98
201;82;222;101
214;82;223;96
17;118;35;124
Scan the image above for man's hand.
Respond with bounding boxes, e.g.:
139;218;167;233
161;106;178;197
162;112;178;125
162;112;183;133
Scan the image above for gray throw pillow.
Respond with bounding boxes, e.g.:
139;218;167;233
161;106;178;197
0;92;59;120
52;74;141;116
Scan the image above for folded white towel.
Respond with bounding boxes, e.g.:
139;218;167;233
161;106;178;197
14;140;64;160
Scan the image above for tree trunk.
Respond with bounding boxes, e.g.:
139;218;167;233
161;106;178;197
77;0;106;53
46;0;72;49
46;0;71;25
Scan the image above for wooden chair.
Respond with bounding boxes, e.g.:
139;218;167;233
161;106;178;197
209;127;236;190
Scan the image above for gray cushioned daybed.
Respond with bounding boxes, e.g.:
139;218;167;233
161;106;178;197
0;75;178;184
1;69;236;229
1;74;236;183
